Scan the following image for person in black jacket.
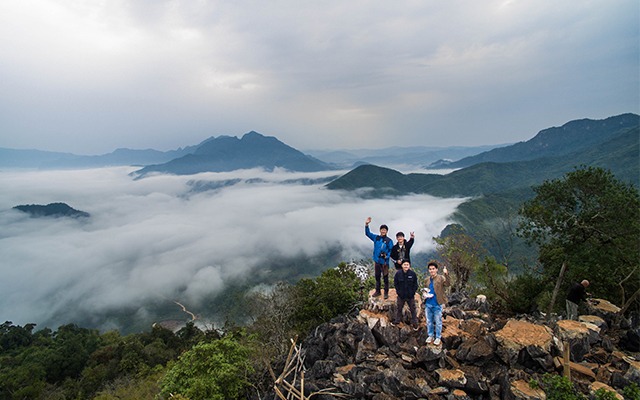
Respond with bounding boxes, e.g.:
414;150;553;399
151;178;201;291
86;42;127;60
392;259;419;330
566;280;590;320
390;231;414;270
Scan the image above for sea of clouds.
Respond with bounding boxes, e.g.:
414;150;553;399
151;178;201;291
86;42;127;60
0;167;466;330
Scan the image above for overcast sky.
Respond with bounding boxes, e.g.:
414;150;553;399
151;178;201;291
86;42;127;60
0;0;638;154
0;167;463;329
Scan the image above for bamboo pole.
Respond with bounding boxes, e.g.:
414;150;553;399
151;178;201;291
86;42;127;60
563;340;571;380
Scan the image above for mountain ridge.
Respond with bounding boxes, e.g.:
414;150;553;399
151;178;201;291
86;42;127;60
132;131;334;177
327;120;639;198
436;113;639;169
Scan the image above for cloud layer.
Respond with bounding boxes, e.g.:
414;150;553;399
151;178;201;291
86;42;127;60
0;1;637;154
0;167;464;329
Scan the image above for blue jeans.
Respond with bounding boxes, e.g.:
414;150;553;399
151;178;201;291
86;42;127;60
425;303;443;338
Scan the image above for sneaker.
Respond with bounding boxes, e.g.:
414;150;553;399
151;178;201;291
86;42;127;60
373;291;381;297
411;323;419;331
434;338;441;346
426;336;434;344
390;321;398;326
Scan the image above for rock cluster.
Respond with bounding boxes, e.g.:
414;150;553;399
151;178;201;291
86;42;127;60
298;290;638;399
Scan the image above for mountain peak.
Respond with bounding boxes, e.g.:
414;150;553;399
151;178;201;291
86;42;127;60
133;131;333;176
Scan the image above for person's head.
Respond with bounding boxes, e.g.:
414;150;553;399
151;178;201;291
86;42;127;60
379;224;388;236
428;261;439;277
396;232;405;244
402;259;411;271
581;280;590;287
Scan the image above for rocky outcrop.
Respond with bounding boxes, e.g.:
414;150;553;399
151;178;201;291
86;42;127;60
296;290;638;399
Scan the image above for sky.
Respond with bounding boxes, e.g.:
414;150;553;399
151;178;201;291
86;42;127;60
0;0;638;155
0;167;464;330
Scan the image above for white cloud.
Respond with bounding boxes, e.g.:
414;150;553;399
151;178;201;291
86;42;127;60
0;167;465;329
0;0;636;153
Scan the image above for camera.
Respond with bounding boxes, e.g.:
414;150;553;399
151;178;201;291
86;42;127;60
379;252;387;258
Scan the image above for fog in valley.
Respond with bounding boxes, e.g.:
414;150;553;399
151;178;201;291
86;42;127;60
0;167;465;331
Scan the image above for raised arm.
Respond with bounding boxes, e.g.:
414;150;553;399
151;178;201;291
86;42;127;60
442;265;450;287
364;217;376;241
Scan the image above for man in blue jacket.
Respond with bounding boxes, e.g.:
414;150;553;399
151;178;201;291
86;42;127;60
365;216;394;299
393;259;419;329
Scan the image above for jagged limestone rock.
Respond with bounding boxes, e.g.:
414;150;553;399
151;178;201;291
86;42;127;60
555;319;600;362
507;380;546;400
297;291;639;400
494;319;554;370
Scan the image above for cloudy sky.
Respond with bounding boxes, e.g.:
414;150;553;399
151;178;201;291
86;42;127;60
0;167;464;330
0;0;637;155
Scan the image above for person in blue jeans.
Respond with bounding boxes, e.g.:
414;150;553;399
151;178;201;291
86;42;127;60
365;217;394;299
423;261;450;346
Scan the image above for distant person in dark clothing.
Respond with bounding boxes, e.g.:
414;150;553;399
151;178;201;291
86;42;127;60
566;280;590;320
391;231;415;270
393;260;419;330
365;217;394;299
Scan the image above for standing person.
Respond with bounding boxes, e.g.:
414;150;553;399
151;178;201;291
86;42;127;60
566;280;590;320
391;231;415;270
424;261;450;346
393;260;419;330
365;217;394;299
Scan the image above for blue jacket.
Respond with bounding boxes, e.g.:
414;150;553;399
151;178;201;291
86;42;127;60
365;225;393;264
394;269;418;299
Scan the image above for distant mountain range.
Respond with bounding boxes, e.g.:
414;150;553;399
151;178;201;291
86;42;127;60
0;133;503;173
328;113;639;196
305;144;507;169
0;147;195;169
2;114;637;183
326;113;639;265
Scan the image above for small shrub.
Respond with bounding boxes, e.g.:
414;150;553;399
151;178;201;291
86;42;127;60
540;373;585;400
623;382;640;400
594;387;620;400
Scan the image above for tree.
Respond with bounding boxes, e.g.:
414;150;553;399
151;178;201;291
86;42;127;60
434;225;486;293
159;337;253;400
291;263;361;334
518;166;640;314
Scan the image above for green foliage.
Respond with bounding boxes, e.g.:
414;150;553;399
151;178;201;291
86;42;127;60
473;258;545;315
159;337;253;400
434;225;486;292
0;320;199;400
594;387;621;400
623;382;640;400
291;263;362;333
247;282;297;358
518;166;640;311
539;373;585;400
93;368;164;400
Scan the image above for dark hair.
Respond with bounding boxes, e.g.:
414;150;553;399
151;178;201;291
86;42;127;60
380;224;388;231
402;259;410;265
396;232;405;238
427;261;439;269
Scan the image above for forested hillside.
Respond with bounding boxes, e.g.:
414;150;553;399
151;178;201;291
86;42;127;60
326;115;639;269
442;113;639;168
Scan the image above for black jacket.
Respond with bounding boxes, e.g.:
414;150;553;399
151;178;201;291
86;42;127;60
567;282;587;304
394;269;418;299
391;238;414;269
